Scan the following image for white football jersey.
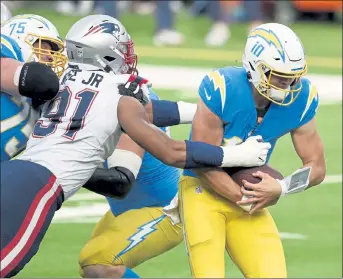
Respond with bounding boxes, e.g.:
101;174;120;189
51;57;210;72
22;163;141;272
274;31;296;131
19;67;124;200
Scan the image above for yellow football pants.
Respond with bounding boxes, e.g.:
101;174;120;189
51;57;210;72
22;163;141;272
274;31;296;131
79;207;182;276
179;175;287;278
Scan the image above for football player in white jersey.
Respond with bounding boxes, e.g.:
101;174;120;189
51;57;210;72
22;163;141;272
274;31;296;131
0;15;271;277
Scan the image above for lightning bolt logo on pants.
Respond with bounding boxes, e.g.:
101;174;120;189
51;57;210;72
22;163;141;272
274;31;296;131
113;215;166;262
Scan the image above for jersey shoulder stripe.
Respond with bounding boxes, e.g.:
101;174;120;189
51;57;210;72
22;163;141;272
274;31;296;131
1;34;24;62
198;68;228;118
299;78;319;124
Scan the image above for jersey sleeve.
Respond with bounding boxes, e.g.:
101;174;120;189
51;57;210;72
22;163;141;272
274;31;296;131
298;81;319;127
198;70;228;119
1;34;24;61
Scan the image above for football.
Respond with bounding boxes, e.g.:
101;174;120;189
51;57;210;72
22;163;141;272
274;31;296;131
223;165;284;186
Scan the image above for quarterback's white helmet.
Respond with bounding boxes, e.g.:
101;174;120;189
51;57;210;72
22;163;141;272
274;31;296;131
1;14;67;77
1;2;12;24
242;23;307;106
65;14;137;75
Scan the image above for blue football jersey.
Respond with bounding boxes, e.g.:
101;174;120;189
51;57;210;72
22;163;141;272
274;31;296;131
107;90;180;216
1;34;32;161
184;66;319;177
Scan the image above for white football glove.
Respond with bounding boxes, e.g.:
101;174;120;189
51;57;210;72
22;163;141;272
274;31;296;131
220;135;271;167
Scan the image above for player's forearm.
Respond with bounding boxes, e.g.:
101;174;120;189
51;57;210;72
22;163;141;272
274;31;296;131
143;133;271;170
143;135;257;170
119;97;269;170
277;160;326;197
162;138;267;169
290;121;326;190
149;99;197;127
195;168;243;202
302;160;326;188
1;59;60;100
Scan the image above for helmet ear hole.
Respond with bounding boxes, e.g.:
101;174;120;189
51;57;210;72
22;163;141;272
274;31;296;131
104;56;115;62
246;72;252;80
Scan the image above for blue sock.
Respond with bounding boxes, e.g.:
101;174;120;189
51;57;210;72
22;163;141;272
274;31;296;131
122;267;140;278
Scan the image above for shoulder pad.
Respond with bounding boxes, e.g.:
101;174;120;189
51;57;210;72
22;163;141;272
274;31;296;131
1;34;24;62
297;78;319;125
198;68;230;118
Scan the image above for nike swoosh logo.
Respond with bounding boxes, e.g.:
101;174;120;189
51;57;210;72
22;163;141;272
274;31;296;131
204;88;211;100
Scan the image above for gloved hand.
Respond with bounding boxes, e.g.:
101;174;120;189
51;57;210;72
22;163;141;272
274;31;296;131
117;74;151;106
220;135;271;167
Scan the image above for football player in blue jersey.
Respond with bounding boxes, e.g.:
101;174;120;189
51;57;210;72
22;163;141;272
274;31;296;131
179;23;326;278
79;91;184;278
0;14;67;161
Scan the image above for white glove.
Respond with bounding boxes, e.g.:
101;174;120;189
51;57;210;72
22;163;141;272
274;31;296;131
220;135;271;167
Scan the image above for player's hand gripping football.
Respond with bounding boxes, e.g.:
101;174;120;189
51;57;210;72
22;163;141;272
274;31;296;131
117;74;151;106
221;135;271;167
237;171;282;214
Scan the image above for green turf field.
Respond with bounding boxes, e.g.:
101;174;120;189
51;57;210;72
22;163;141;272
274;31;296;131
10;8;343;278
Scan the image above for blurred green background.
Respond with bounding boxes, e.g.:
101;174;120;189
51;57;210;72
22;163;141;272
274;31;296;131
12;6;343;75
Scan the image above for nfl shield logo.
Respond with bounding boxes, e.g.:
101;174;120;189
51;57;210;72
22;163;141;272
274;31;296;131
195;186;203;194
